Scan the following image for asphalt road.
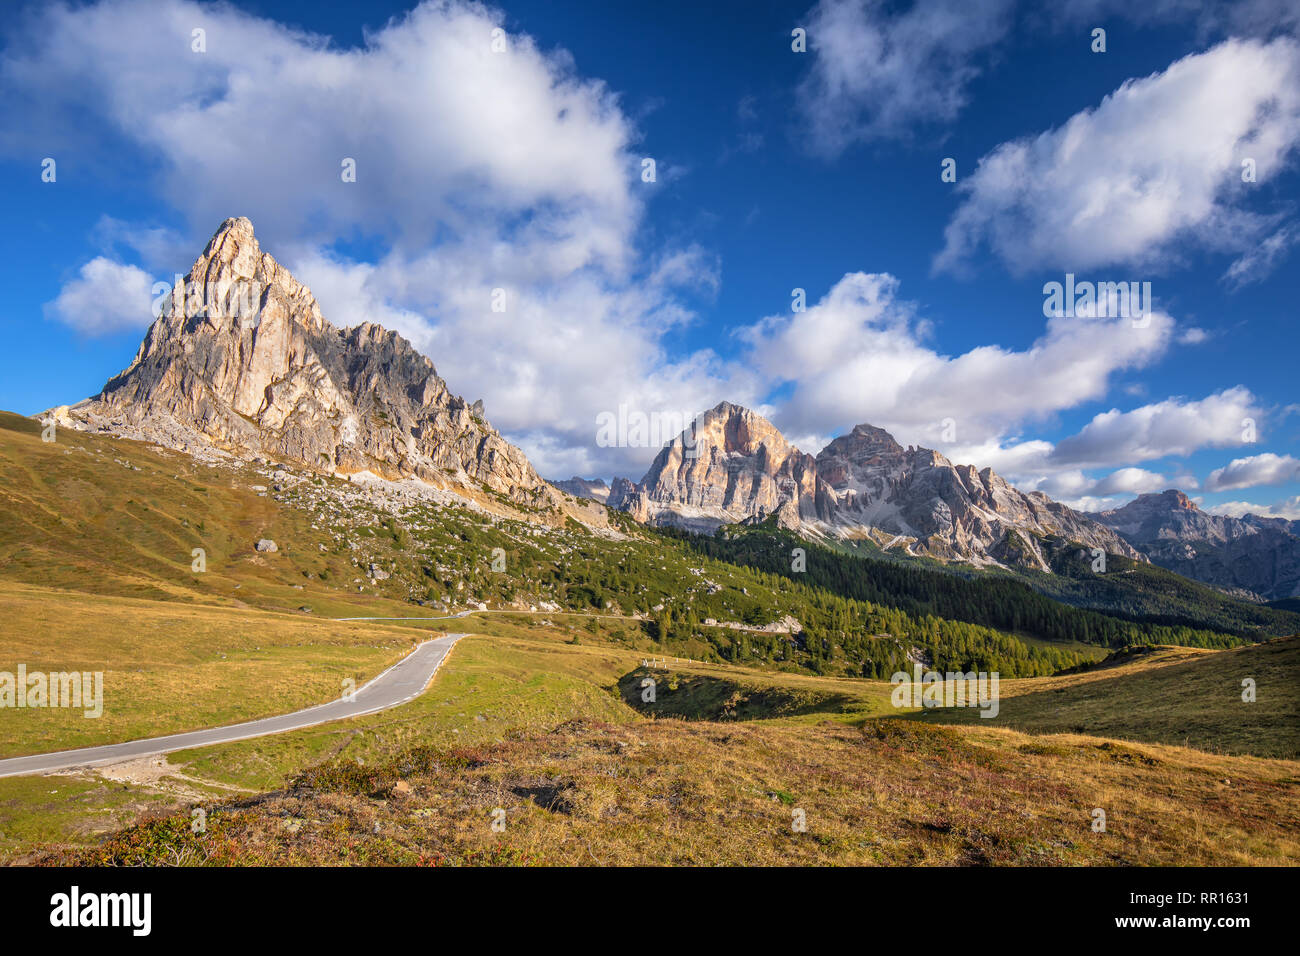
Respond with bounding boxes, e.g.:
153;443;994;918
0;632;466;779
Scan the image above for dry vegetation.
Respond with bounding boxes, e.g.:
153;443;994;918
30;715;1299;867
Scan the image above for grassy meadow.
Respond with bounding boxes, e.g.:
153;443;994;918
0;410;1296;865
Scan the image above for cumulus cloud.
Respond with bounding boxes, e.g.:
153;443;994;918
288;243;757;478
43;257;155;336
1049;387;1263;468
1;0;639;261
1011;465;1174;507
1;0;754;475
795;0;1014;155
738;271;1174;452
1206;453;1300;491
1205;496;1300;520
934;37;1300;277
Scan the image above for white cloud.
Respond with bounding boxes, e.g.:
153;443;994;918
1062;495;1132;513
1205;496;1300;520
934;37;1300;277
796;0;1014;155
1089;466;1173;496
287;243;757;478
43;257;155;336
1049;387;1263;468
2;0;754;475
1013;465;1172;504
1206;453;1300;491
1223;224;1300;289
738;271;1174;452
88;217;191;274
1;0;640;263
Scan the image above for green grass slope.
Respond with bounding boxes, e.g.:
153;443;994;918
912;637;1299;758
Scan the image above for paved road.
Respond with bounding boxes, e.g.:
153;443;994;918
0;632;466;779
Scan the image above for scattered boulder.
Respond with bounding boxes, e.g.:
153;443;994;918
255;538;278;552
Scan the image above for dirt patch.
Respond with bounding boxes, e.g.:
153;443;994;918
56;755;256;800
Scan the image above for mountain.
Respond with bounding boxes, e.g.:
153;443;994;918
816;423;1141;567
1095;490;1300;600
550;476;611;503
615;403;1140;570
49;217;556;510
614;402;835;533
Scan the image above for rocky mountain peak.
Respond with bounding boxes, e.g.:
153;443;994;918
52;217;556;510
840;423;905;456
1095;489;1300;600
617;402;833;532
614;404;1140;570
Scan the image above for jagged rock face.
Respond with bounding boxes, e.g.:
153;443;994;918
550;476;610;503
59;217;551;506
1096;490;1300;600
816;424;1142;568
1099;489;1247;544
615;406;1139;569
618;402;835;531
605;476;638;511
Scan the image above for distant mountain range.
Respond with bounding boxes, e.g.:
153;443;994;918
587;401;1139;570
45;218;1299;599
1094;490;1300;601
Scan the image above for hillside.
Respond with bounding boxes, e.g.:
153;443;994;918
912;637;1299;759
660;522;1300;644
1095;489;1300;601
3;391;1296;866
14;628;1298;866
0;409;1148;684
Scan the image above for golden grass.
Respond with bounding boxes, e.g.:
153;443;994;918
8;627;1299;865
913;638;1299;758
33;716;1300;866
0;582;424;757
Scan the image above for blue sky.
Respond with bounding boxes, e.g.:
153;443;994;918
1;0;1297;517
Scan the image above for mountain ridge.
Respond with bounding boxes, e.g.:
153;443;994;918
608;401;1141;571
1094;490;1300;600
48;216;1273;587
48;217;562;516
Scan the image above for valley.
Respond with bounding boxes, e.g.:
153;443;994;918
1;401;1296;865
1;217;1295;868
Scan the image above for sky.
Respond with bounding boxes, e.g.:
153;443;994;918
0;0;1298;519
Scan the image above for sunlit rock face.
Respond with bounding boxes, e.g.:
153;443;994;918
60;217;552;506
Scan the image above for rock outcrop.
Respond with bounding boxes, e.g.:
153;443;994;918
615;402;835;532
816;423;1142;568
1095;490;1300;600
613;404;1140;569
53;217;554;509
